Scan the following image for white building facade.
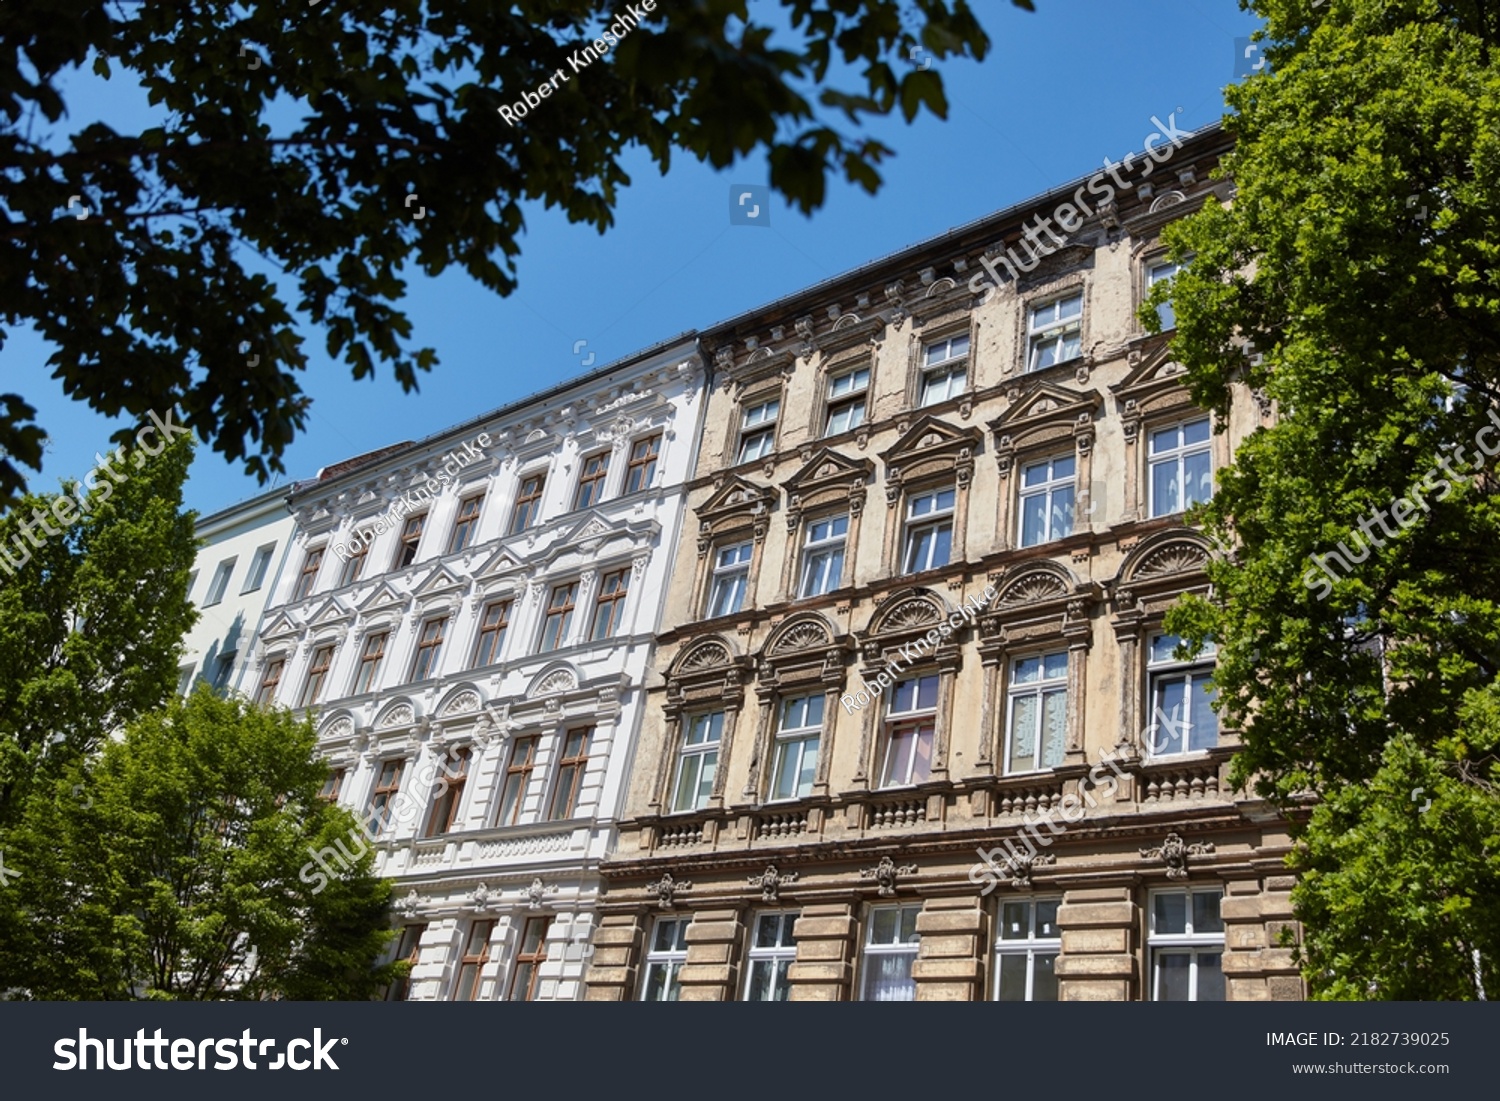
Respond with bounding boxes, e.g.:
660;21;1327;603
252;337;705;1000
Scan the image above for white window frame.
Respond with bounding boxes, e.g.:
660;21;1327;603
1017;454;1076;547
670;711;723;812
242;543;276;593
707;540;752;617
824;367;870;436
920;334;969;407
743;910;799;1002
738;398;780;464
1147;417;1213;517
901;487;955;574
993;897;1061;1002
769;694;822;801
1147;258;1183;330
880;674;939;788
1026;292;1083;372
641;916;690;1001
1148;888;1226;1002
1145;634;1219;758
204;557;236;606
1003;652;1069;774
798;514;848;598
859;903;922;1002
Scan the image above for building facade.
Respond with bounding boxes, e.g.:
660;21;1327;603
587;124;1305;1001
252;337;705;1000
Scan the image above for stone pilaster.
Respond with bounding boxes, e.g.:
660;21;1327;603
1222;875;1305;1001
787;902;857;1001
913;896;987;1000
1055;886;1136;1000
582;912;644;1001
679;908;744;1001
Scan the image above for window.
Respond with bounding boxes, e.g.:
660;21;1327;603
186;570;198;601
369;758;405;836
770;695;822;801
1148;258;1183;330
386;923;427;1002
902;487;955;573
589;569;630;640
448;495;484;553
353;632;387;694
295;547;322;600
860;904;922;1001
539;582;578;651
1150;889;1225;1002
242;543;275;593
994;898;1060;1001
744;911;799;1002
824;367;870;435
204;557;236;606
508;916;553;1002
299;644;336;707
424;746;471;836
1005;653;1068;774
318;767;347;803
497;735;538;826
671;711;722;812
1018;454;1076;547
452;919;496;1001
798;514;848;598
920;334;969;407
1149;418;1213;516
574;452;609;509
1027;292;1083;372
510;472;546;534
410;618;447;681
625;435;661;494
737;399;779;463
707;541;752;617
395;513;425;569
881;674;938;787
176;664;195;697
338;540;367;587
1146;634;1219;756
548;727;593;820
472;600;511;667
255;658;284;705
641;917;690;1001
210;651;236;694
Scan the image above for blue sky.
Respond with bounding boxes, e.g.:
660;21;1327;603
5;0;1263;518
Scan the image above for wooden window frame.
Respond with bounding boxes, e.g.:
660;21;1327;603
452;919;496;1001
411;618;447;681
539;582;577;651
339;539;368;586
369;758;405;836
255;657;285;705
510;472;546;534
295;547;323;600
395;513;426;569
354;631;387;694
386;922;427;1002
448;495;484;553
574;452;610;509
507;916;553;1002
589;569;630;640
424;746;472;836
497;735;539;826
472;600;512;667
548;727;593;820
299;643;336;707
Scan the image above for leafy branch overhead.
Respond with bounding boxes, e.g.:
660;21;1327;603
0;0;1031;512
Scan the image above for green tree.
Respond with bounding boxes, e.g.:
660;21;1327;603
0;431;198;827
0;0;1032;511
0;687;397;1000
1154;0;1500;998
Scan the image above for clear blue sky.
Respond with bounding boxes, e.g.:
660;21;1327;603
4;0;1263;519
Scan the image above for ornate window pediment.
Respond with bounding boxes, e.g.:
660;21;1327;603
259;611;301;646
471;546;523;579
695;475;774;555
355;581;408;616
989;383;1101;474
411;564;467;600
305;597;352;630
757;612;851;691
525;663;580;698
879;416;980;503
438;685;485;717
663;635;752;713
1111;345;1200;433
981;564;1098;649
858;588;957;666
374;698;419;730
782;448;874;530
1112;531;1212;618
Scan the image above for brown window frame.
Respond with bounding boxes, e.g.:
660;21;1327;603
338;539;368;586
295;548;323;600
452;919;496;1001
472;600;512;668
411;618;447;682
539;582;577;651
448;495;484;553
507;916;553;1002
497;735;538;826
574;452;610;510
318;767;347;803
510;472;546;534
395;513;426;569
424;746;472;836
369;758;406;835
354;631;387;695
548;727;594;820
625;435;661;494
386;922;427;1002
255;657;285;705
589;569;630;640
299;643;336;707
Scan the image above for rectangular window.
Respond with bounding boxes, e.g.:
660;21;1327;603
671;711;722;812
1005;652;1068;774
770;695;822;801
902;487;955;573
707;541;752;617
1150;889;1226;1002
1018;454;1076;547
738;399;780;464
798;514;848;598
354;632;387;694
424;746;471;836
210;651;236;694
452;919;496;1002
1149;418;1213;517
386;923;427;1002
1148;258;1183;330
369;758;405;836
641;917;690;1001
824;367;870;436
744;911;799;1002
508;916;553;1002
920;334;969;407
625;435;661;494
574;452;610;509
860;904;922;1001
881;674;938;788
472;600;512;668
295;548;323;600
1146;634;1219;756
204;557;236;606
510;472;546;534
540;582;578;651
548;726;593;820
339;539;368;587
395;514;426;569
1027;292;1083;372
242;543;276;593
497;735;538;826
255;658;284;705
994;898;1061;1001
589;569;630;640
299;644;336;707
411;618;447;682
318;767;347;804
448;495;484;553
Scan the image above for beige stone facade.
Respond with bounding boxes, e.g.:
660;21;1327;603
586;125;1305;1002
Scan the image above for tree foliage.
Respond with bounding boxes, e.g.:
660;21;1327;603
0;0;1032;511
1155;0;1500;998
0;687;397;1000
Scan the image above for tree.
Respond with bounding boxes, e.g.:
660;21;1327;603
0;0;1033;512
0;687;397;1000
1153;0;1500;998
0;430;198;828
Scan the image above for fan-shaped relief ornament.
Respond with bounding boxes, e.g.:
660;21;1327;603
770;621;831;654
326;717;355;740
1134;542;1208;579
998;571;1069;606
380;704;415;728
681;642;731;672
442;690;482;716
881;597;942;632
536;669;577;695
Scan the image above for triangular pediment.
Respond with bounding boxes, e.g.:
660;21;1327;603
411;563;466;598
472;545;524;578
782;448;874;496
880;415;981;466
697;474;773;523
307;597;352;628
259;611;301;642
355;581;408;615
988;383;1100;437
1111;344;1193;406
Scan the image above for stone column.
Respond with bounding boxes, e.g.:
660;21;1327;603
678;908;745;1002
913;896;987;1000
788;902;857;1001
1055;885;1136;1000
583;911;645;1001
